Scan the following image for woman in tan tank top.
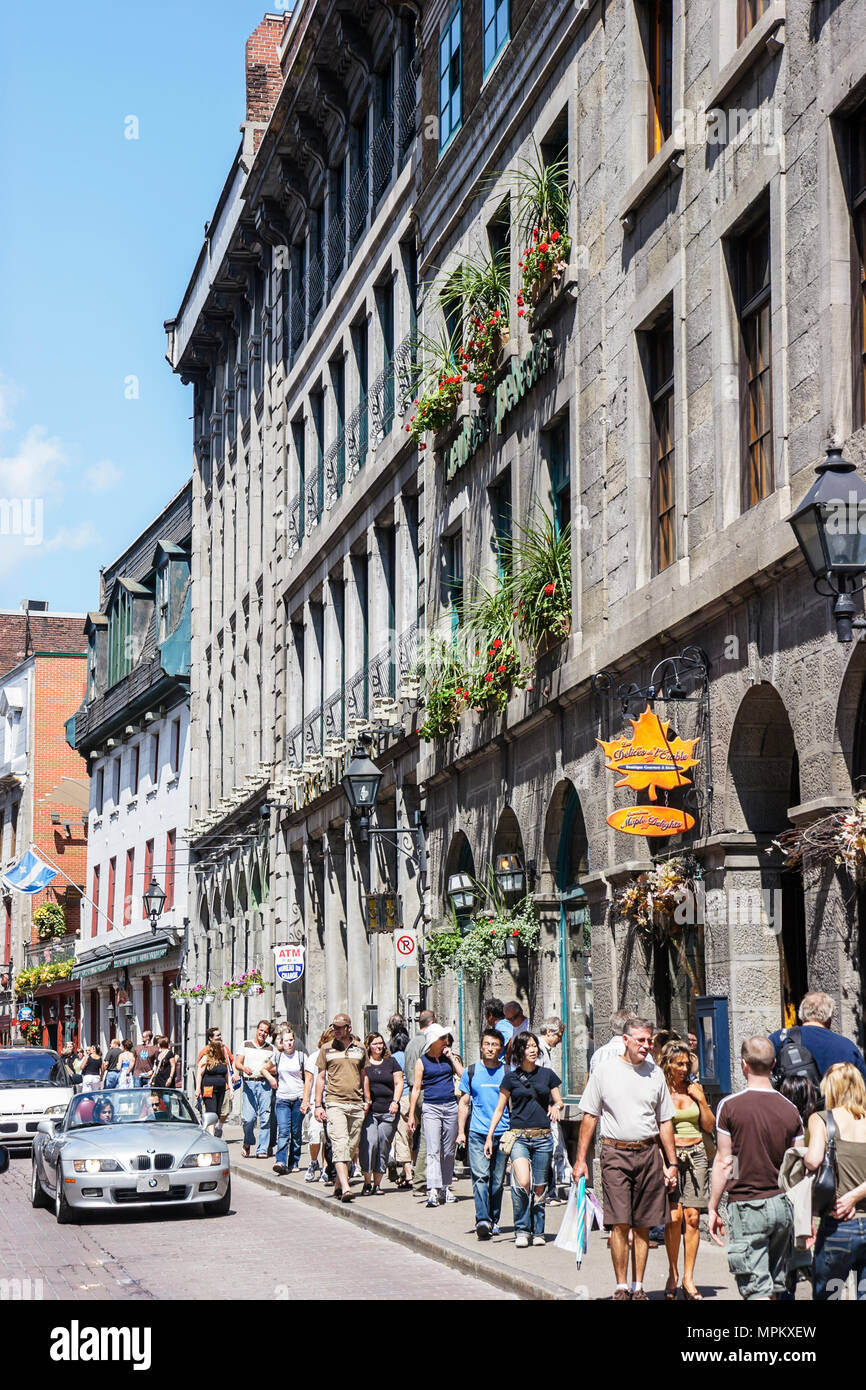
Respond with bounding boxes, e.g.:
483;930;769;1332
660;1042;716;1300
805;1062;866;1300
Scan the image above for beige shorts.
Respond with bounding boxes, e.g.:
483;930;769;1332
394;1094;412;1166
326;1102;365;1164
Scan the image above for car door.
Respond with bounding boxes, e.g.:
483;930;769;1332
41;1120;65;1195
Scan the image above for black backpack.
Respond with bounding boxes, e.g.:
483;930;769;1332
772;1026;822;1088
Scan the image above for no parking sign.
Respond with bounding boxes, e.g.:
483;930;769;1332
393;929;417;967
274;943;305;983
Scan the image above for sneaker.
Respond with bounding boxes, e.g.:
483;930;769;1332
491;1224;501;1235
322;1174;335;1186
514;1233;530;1248
441;1188;457;1204
305;1162;320;1183
214;1124;224;1138
425;1193;439;1208
531;1234;545;1246
475;1220;493;1241
349;1163;361;1179
272;1163;289;1175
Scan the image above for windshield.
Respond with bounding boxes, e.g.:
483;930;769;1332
66;1089;199;1129
0;1050;69;1088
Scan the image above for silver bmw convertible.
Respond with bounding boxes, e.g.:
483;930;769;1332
30;1088;231;1223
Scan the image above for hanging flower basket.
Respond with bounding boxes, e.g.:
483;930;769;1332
772;797;866;882
616;856;702;942
247;984;263;996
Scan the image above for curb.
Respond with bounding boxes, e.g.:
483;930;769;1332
234;1163;581;1301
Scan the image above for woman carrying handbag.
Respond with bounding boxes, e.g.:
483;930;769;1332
804;1062;866;1300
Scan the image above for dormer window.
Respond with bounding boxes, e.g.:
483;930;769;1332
107;586;134;687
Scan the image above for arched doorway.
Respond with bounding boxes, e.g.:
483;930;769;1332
543;780;589;1096
442;831;476;1057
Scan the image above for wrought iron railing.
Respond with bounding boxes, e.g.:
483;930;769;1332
397;57;419;163
308;248;326;326
285;722;304;769
327;202;346;291
303;706;324;758
323;689;345;741
24;935;79;968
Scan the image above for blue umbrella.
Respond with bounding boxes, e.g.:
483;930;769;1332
575;1175;587;1269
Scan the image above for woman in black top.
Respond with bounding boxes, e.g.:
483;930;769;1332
196;1041;229;1135
360;1033;403;1195
81;1045;102;1092
484;1032;563;1248
151;1036;177;1088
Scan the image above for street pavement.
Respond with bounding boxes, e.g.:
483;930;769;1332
0;1150;510;1301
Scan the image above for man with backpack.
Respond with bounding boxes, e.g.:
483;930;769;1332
769;991;866;1086
457;1028;511;1240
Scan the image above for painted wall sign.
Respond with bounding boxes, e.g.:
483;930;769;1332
274;943;305;982
598;706;699;837
445;336;553;481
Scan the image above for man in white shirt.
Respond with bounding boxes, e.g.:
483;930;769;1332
573;1017;677;1301
236;1019;277;1159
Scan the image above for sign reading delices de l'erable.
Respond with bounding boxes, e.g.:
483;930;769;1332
598;706;699;837
445;336;552;482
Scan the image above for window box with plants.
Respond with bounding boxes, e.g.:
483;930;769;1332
405;328;465;449
439;249;512;398
508;143;572;325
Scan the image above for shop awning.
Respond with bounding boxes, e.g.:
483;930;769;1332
71;932;179;980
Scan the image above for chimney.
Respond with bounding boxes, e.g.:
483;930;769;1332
245;14;287;129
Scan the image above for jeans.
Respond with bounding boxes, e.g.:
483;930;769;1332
468;1131;507;1226
813;1214;866;1300
510;1132;554;1235
242;1079;274;1155
360;1110;399;1174
422;1101;458;1192
275;1097;304;1169
103;1073;119;1090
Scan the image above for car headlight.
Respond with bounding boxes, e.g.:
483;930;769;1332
181;1152;223;1168
72;1158;121;1173
44;1104;68;1117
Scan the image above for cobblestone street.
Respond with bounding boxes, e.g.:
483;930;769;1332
0;1154;508;1301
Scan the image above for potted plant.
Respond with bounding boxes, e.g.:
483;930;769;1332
241;968;265;996
506;515;572;654
405;328;465;446
439;250;511;395
417;636;471;740
508;144;572;317
33;902;67;940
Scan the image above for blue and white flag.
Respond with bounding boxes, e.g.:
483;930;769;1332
3;850;57;895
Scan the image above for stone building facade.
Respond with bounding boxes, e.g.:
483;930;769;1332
414;0;866;1102
167;4;426;1062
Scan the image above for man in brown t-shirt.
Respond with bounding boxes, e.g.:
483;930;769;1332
132;1031;155;1088
314;1013;368;1201
709;1035;803;1299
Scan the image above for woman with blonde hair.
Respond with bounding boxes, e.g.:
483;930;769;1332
805;1061;866;1300
660;1041;715;1299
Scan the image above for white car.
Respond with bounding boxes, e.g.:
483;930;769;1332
0;1047;75;1149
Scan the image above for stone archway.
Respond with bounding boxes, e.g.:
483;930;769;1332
542;780;590;1095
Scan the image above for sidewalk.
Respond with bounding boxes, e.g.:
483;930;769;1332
224;1124;741;1301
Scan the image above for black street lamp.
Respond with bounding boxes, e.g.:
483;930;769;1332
494;853;526;898
788;445;866;642
447;872;477;914
143;877;167;935
341;739;426;879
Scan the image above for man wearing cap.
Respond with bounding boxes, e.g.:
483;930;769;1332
314;1013;368;1202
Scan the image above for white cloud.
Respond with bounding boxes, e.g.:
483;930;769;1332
44;521;102;553
0;424;67;500
84;459;122;493
0;374;22;433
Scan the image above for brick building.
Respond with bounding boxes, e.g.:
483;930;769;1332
0;605;88;1047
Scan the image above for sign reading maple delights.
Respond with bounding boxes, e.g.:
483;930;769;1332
597;706;700;837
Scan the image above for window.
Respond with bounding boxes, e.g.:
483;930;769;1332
549;420;571;537
483;0;509;75
112;757;121;805
151;731;160;788
646;0;673;160
442;529;463;635
310;389;325;521
123;849;134;927
738;218;773;509
649;318;676;573
292;418;306;541
490;473;512;578
376;280;395;432
156;563;169;643
441;274;462;359
107;857;116;932
851;113;866;430
87;632;98;701
331;356;346;494
142;840;154;918
439;3;462;152
488;199;511;296
352;321;369;467
737;0;770;45
91;866;100;938
130;745;140;796
107;587;133;687
170;718;181;775
95;767;104;816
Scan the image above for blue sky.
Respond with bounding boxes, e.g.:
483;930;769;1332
0;0;280;612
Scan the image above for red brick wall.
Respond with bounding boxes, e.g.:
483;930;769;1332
30;653;89;939
246;15;287;124
0;613;86;680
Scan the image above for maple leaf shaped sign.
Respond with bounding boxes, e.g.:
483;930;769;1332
597;706;700;802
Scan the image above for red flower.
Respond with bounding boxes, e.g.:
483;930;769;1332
544;582;555;595
475;384;484;395
464;692;470;700
475;648;480;655
497;664;506;673
405;424;411;431
490;928;496;935
511;928;519;937
513;608;519;616
485;673;494;683
533;226;538;235
492;638;502;649
539;260;546;272
516;294;524;305
419;442;427;450
518;308;525;317
538;242;549;254
551;230;560;242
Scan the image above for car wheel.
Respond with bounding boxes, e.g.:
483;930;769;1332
30;1160;49;1210
54;1172;76;1224
203;1177;231;1216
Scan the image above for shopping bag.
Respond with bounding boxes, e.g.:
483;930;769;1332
554;1180;580;1252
